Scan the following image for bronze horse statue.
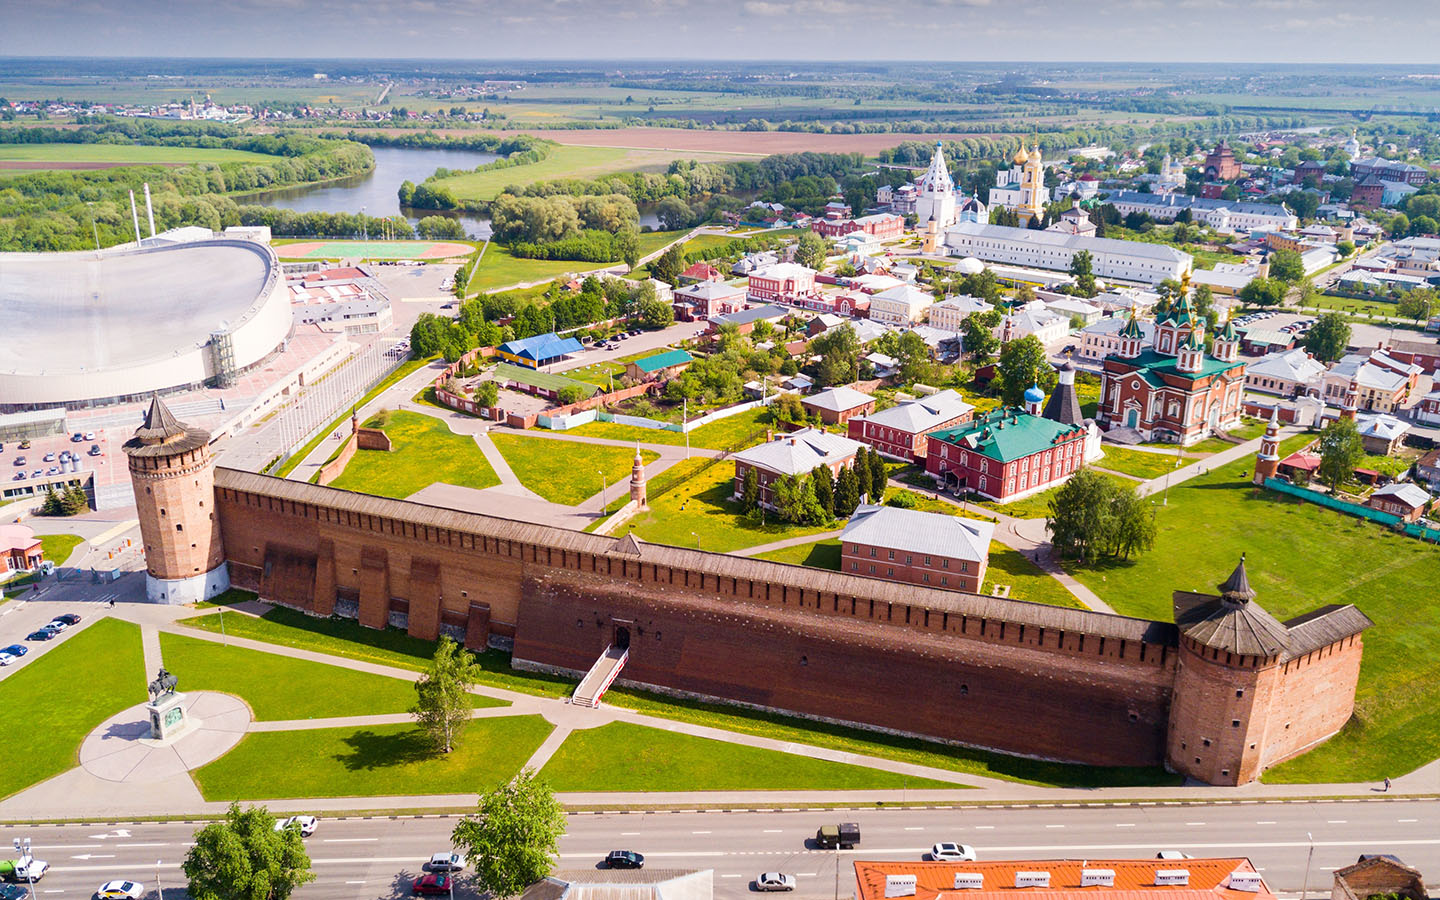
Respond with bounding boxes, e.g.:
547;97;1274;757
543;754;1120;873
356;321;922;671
147;667;178;700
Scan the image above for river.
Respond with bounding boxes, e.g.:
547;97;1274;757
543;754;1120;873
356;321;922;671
243;145;659;239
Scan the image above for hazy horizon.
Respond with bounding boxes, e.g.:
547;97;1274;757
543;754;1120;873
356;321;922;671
3;0;1439;65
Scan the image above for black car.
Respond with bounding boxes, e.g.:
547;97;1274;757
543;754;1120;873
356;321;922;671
1;884;29;900
27;627;60;642
52;614;82;627
605;850;644;869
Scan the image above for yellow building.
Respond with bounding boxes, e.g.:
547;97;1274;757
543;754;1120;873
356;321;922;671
1016;144;1047;227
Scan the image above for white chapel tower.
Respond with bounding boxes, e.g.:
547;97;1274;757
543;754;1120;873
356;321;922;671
915;141;957;230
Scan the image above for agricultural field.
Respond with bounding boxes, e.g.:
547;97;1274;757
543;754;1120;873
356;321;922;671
0;142;281;174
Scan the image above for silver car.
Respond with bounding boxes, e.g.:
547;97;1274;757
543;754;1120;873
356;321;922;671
755;873;796;892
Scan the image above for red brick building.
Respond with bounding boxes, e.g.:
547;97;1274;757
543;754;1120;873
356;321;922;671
672;281;745;322
1203;139;1242;180
0;524;43;577
679;262;723;284
1366;482;1430;522
840;504;994;592
801;386;876;425
811;212;905;240
730;427;863;509
747;263;817;305
1097;298;1247;446
847;389;974;461
1351;176;1386;210
925;405;1087;502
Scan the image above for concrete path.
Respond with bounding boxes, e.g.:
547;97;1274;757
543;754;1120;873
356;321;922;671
140;623;163;678
733;530;843;558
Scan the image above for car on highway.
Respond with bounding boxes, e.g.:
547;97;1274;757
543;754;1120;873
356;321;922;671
931;842;977;862
605;850;644;869
96;881;144;900
49;614;81;629
275;815;319;836
0;884;27;900
815;823;860;849
424;852;464;873
754;873;796;892
13;859;48;882
412;874;452;896
26;627;60;642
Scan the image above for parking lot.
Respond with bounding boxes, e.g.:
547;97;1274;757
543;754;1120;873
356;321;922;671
0;427;120;509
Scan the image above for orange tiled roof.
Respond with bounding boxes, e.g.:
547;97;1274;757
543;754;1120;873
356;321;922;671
854;859;1272;900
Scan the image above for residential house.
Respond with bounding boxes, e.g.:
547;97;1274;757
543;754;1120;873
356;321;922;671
0;524;44;577
805;313;848;338
1416;448;1440;483
926;406;1089;502
1330;854;1428;900
865;352;899;378
1414;388;1440;426
868;284;935;325
928;295;995;332
1000;299;1069;345
705;304;789;336
839;504;994;592
1367;483;1430;522
1240;328;1297;356
1043;296;1103;327
671;281;745;321
1046;206;1097;236
801;386;876;425
1243;348;1325;397
748;263;817;305
848;389;975;461
679;262;723;284
812;212;904;241
1384;337;1440;373
1356;413;1410;456
624;349;694;383
730;428;864;509
1078;316;1155;362
1322;352;1419;412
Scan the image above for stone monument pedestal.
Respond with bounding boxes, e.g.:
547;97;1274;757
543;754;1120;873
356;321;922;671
146;692;190;742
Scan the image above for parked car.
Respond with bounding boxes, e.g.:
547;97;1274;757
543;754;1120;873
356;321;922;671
89;445;102;457
71;433;84;443
412;875;451;896
17;441;30;450
815;823;860;849
0;883;27;900
96;881;144;900
275;815;318;837
42;453;55;463
13;860;48;882
425;853;464;873
605;850;644;869
11;457;23;467
931;843;976;862
84;432;96;441
754;873;796;892
27;627;60;642
50;614;81;628
1;645;28;660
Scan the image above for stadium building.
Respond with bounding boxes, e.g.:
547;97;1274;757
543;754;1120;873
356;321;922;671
0;239;291;410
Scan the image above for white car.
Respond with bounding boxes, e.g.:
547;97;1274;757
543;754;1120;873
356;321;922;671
755;873;796;892
275;815;319;836
14;859;49;882
425;852;464;873
0;652;16;667
1156;851;1192;860
96;881;144;900
931;842;977;861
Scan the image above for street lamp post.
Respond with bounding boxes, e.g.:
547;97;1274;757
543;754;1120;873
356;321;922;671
692;532;700;550
1163;445;1182;506
13;838;34;900
156;859;165;900
597;470;607;517
1302;832;1315;900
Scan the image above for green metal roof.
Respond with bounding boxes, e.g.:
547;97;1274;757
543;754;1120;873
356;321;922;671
932;407;1085;463
492;363;600;397
1105;348;1245;382
631;348;694;374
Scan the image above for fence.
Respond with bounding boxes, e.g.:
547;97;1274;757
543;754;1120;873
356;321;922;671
1262;476;1440;541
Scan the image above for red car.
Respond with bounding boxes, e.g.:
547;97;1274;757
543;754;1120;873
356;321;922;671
413;874;452;896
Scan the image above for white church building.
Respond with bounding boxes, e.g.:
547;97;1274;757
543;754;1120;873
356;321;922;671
915;142;957;230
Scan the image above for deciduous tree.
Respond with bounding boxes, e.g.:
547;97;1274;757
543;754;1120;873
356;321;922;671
961;310;1001;364
452;769;566;899
995;335;1056;406
184;803;315;900
1069;249;1098;298
1303;312;1351;362
1397;286;1436;322
1046;468;1117;564
1268;248;1305;283
1316;416;1364;492
794;230;828;270
412;635;483;754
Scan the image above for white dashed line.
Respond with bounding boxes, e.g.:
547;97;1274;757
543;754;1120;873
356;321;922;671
1185;823;1207;827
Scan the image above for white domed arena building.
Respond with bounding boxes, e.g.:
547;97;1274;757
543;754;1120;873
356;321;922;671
0;239;291;410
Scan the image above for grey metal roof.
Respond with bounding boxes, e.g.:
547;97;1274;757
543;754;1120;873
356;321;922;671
1104;190;1295;219
712;304;788;326
213;466;1173;644
731;427;864;476
856;389;973;433
802;386;875;413
840;503;994;563
1370;482;1430;508
944;222;1190;262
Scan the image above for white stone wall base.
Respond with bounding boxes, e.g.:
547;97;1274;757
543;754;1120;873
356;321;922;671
145;565;230;605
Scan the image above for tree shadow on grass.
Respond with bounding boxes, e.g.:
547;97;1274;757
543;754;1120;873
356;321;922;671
335;728;435;771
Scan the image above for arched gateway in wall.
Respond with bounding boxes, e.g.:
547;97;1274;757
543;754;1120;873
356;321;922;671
130;398;1373;786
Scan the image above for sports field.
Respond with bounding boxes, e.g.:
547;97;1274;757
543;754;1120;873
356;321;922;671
275;240;473;260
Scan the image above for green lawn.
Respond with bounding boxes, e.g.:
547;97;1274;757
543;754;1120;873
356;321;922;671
40;533;84;566
0;143;281;169
468;244;611;293
1092;446;1185;480
1302;294;1401;317
754;539;1084;610
193;716;554;800
489;434;658;506
432;145;746;202
1066;432;1440;783
968;470;1134;520
1183;437;1238;455
619;458;838;553
157;632;503;721
560;406;773;452
1224;417;1270;441
539;722;960;791
0;618;146;798
329;410;500;499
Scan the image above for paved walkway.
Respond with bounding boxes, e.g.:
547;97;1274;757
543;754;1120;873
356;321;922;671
733;530;843;558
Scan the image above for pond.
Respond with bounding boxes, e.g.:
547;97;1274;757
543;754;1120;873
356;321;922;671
243;145;659;239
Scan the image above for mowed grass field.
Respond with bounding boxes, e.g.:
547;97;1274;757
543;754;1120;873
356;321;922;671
193;716;554;800
468;244;611;293
0;143;281;172
1066;434;1440;783
0;618;147;798
430;144;753;202
539;722;960;792
489;434;658;506
329;411;500;499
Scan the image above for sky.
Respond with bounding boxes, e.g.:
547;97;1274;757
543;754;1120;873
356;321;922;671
3;0;1440;63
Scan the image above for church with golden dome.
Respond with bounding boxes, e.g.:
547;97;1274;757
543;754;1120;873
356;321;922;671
989;142;1049;225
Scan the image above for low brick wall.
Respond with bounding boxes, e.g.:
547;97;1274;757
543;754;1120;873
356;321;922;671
356;427;391;451
316;435;357;486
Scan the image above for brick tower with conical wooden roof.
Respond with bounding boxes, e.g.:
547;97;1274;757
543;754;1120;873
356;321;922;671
123;395;229;603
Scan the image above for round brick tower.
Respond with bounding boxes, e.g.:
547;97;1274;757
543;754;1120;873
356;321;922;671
123;395;229;604
629;444;648;510
1252;409;1281;486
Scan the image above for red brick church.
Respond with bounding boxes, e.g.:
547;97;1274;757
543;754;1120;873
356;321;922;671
1096;283;1247;445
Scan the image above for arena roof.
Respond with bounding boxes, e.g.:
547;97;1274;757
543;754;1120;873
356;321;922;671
0;240;289;407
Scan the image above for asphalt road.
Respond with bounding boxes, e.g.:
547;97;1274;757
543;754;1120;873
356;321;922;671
7;800;1436;900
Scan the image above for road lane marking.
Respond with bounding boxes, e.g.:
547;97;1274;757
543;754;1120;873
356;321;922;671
1257;821;1276;825
30;846;102;851
974;826;994;830
1115;824;1135;828
1045;825;1065;829
115;843;165;848
763;830;783;834
324;838;379;843
904;827;924;831
620;833;640;836
345;881;367;885
721;875;741;879
692;831;711;835
798;873;817;877
1326;820;1347;824
1399;819;1418;823
1186;823;1207;827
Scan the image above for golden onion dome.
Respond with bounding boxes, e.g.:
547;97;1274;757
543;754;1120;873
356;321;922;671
1012;147;1029;165
1029;146;1042;164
